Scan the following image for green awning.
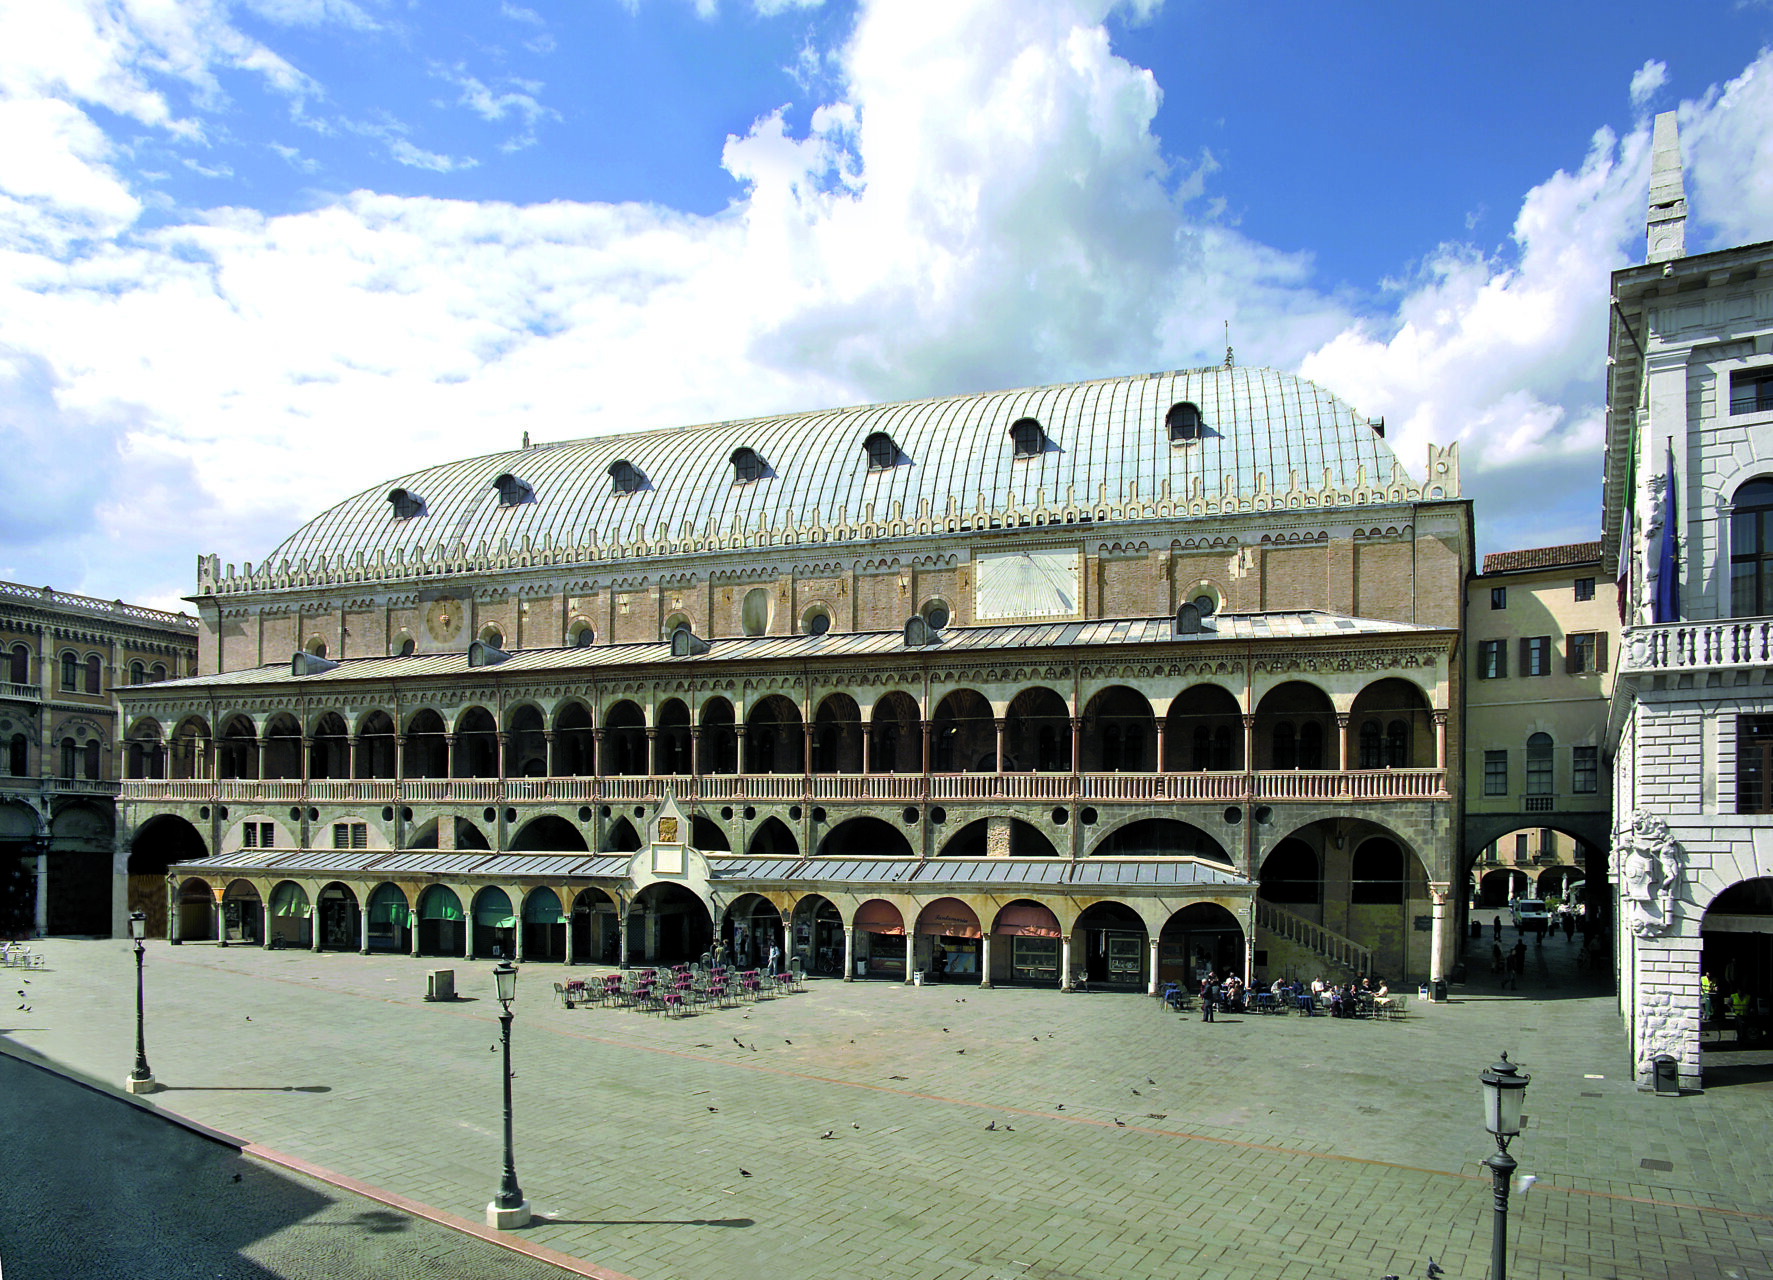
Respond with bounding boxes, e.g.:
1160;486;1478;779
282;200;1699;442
418;888;463;922
474;890;515;929
368;887;411;927
522;892;563;925
269;883;309;918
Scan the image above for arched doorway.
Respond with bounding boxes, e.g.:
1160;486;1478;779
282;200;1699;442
453;708;499;778
938;819;1058;860
472;887;516;960
266;881;311;948
571;887;619;963
1259;839;1320;906
698;698;738;775
691;816;731;851
791;894;843;976
745;696;803;774
417;885;465;957
178;877;217;942
1159;903;1245;990
930;689;993;772
1073;901;1146;988
628;883;713;965
990;900;1063;985
1701;878;1773;1069
1478;868;1531;909
746;817;798;859
1164;684;1242;771
1254;681;1334;769
223;879;262;944
869;692;922;773
917;897;982;981
722;892;783;968
1004;687;1069;772
128;815;206;938
1091;818;1230;864
522;888;566;961
812;695;862;774
1081;686;1155;772
507;706;548;777
317;882;360;951
48;803;113;935
852;898;907;979
366;884;410;953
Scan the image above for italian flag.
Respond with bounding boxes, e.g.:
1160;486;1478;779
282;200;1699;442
1616;421;1636;625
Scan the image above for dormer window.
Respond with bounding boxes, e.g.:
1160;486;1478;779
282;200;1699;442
1166;402;1202;443
609;460;647;494
731;448;768;484
388;488;427;519
1009;417;1045;458
863;432;901;471
493;473;534;507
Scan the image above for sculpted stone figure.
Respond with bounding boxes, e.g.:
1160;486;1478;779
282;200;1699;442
1615;809;1684;937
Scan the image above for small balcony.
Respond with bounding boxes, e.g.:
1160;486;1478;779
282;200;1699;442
1624;619;1773;673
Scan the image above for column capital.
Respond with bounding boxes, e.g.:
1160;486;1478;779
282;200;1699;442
1336;713;1350;728
1431;710;1449;726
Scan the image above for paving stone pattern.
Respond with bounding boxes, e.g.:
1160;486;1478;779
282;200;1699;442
4;932;1769;1280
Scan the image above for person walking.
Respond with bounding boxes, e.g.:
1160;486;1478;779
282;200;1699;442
1492;915;1502;942
1200;974;1216;1022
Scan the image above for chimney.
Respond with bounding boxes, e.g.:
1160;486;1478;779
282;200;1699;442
1646;111;1687;265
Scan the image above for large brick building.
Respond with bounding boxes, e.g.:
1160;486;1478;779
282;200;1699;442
1605;113;1773;1087
118;363;1472;989
0;580;198;938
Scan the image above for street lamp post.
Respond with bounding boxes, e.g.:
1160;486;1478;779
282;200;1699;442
486;960;530;1229
125;910;156;1094
1479;1051;1530;1280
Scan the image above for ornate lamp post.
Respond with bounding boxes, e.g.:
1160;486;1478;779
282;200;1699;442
486;960;530;1229
1479;1051;1530;1280
125;910;156;1094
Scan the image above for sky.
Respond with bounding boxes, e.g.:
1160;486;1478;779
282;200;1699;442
3;0;1773;614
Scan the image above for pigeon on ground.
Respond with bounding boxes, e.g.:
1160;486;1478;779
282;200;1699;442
956;1049;966;1055
889;1074;909;1080
1003;1123;1014;1131
1146;1077;1155;1085
985;1121;997;1131
1146;1113;1167;1119
784;1039;792;1045
1114;1118;1126;1127
851;1122;860;1129
1426;1259;1444;1279
749;1044;757;1052
819;1130;835;1140
231;1173;242;1183
942;1027;949;1033
707;1106;719;1113
1131;1088;1140;1096
490;1045;497;1052
1054;1103;1064;1110
739;1168;752;1178
245;1016;251;1022
733;1037;743;1047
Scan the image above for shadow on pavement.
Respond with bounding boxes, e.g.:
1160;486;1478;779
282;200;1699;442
537;1217;754;1228
0;1052;572;1280
159;1084;333;1093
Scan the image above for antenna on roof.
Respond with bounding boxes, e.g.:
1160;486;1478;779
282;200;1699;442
1224;321;1234;369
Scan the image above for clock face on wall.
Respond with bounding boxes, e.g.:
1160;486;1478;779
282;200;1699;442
424;596;465;643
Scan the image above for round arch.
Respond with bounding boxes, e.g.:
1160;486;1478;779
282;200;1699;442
1258;838;1319;905
317;881;361;951
722;892;784;968
746;816;799;859
989;900;1064;985
812;694;863;774
505;704;548;777
918;897;982;981
511;815;588;853
868;691;922;774
603;817;642;854
1073;900;1148;988
571;887;619;964
697;697;739;775
1004;686;1070;772
691;815;731;852
1348;677;1434;769
629;882;713;966
266;880;312;948
222;879;262;945
471;887;516;960
1080;685;1155;772
403;709;449;779
176;877;217;942
603;701;646;776
656;699;693;776
1164;683;1243;771
522;887;567;961
1700;878;1773;1066
1253;680;1334;770
452;707;499;779
790;893;844;976
366;883;411;953
745;696;804;774
553;700;596;776
852;897;908;980
1088;817;1230;864
416;885;465;957
355;710;397;780
1159;902;1245;990
817;816;912;860
931;689;993;772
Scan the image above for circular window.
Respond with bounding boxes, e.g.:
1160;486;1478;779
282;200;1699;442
1052;807;1068;825
1193;594;1217;617
921;599;950;631
930;806;947;824
802;608;831;636
304;638;327;658
572;623;595;648
902;806;919;825
480;626;504;651
394;635;416;658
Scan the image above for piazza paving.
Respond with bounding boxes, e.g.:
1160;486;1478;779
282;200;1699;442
3;933;1769;1280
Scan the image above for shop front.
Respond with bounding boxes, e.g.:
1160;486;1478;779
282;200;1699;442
417;885;465;957
267;881;311;948
792;894;844;976
853;898;906;978
222;881;261;944
991;900;1062;984
1158;902;1245;990
1074;900;1146;988
918;897;981;982
522;889;566;961
318;883;361;951
366;884;410;953
472;888;516;960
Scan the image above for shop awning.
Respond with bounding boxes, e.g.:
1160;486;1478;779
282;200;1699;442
474;890;515;929
917;896;981;938
418;888;464;922
853;899;904;935
992;903;1062;937
368;887;410;927
269;882;309;917
522;892;564;925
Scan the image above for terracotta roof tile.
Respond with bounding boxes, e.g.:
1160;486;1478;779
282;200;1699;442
1481;541;1602;575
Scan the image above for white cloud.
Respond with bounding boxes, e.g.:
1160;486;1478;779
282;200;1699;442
1630;58;1668;108
4;0;1773;603
433;63;558;151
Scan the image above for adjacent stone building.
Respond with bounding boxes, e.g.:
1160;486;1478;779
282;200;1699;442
117;363;1473;989
0;580;199;938
1604;113;1773;1087
1463;542;1614;910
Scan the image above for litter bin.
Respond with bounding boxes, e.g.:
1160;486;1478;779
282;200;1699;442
912;970;924;987
1470;920;1482;939
1432;978;1448;1003
1652;1053;1680;1096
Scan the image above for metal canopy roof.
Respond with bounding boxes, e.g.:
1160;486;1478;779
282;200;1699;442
263;366;1404;569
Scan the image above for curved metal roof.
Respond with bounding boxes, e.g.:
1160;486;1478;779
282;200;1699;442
266;366;1404;567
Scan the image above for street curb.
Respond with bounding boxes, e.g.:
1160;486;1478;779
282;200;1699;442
0;1043;636;1280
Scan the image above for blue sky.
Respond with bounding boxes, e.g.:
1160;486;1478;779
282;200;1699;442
3;0;1773;611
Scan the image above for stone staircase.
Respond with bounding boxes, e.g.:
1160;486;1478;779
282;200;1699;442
1255;899;1373;978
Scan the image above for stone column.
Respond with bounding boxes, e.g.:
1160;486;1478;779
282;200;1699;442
33;846;48;938
689;727;701;784
843;924;855;982
904;929;915;984
261;900;271;949
1433;712;1449;772
979;932;993;988
1243;714;1256;776
257;738;268;781
359;901;371;955
495;731;507;782
409;903;421;957
1070;717;1082;776
214;894;226;946
513;892;526;963
1060;933;1073;991
1429;885;1450;984
394;735;406;794
994;719;1006;774
442;734;456;783
1147;936;1159;995
543;731;556;778
1337;714;1350;772
348;736;359;780
301;736;311;785
921;720;932;791
593;727;606;777
310;904;322;952
1153;719;1166;773
645;726;657;777
1244;910;1256;984
617;904;628;970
